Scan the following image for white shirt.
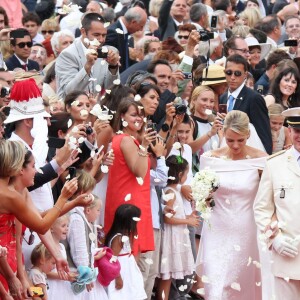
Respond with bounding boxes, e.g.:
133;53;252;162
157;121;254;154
118;18;128;35
292;146;300;167
227;81;246;109
14;54;28;66
32;33;44;45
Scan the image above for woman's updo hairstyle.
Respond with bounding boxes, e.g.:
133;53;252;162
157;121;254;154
224;110;250;136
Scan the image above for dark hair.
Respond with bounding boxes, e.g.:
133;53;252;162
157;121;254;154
249;28;267;43
266;49;291;70
257;15;280;34
246;0;259;5
213;0;231;11
135;82;161;98
154;50;180;64
166;155;188;185
126;71;157;89
224;36;240;57
178;23;197;32
270;67;300;107
105;204;141;247
0;111;6;123
226;54;248;72
147;59;172;74
23;150;33;168
285;15;300;27
0;6;9;27
10;28;31;46
22;12;42;26
44;62;56;84
81;12;105;31
113;98;143;132
48;112;72;138
64;91;88;109
161;37;184;54
101;84;136;112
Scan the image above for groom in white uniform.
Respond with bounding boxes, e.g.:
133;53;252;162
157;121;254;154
254;107;300;299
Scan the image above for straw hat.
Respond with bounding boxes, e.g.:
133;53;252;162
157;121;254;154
4;78;51;124
245;36;272;61
201;65;227;86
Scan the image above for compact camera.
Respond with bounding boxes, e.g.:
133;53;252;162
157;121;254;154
0;87;10;98
198;30;214;42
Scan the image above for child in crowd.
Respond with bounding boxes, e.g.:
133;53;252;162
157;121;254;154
47;215;76;298
105;204;147;300
268;103;292;153
28;243;56;300
157;155;198;300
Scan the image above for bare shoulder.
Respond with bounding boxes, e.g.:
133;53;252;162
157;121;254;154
120;135;136;149
247;146;268;158
208;147;227;158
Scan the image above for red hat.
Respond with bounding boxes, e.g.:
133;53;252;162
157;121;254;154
4;78;51;124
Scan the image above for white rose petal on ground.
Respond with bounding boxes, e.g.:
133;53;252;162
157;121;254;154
101;165;109;173
172;142;181;150
178;285;187;292
197;288;205;296
122;120;128;127
95;84;102;92
132;217;141;222
121;236;129;243
113;79;121;85
231;282;241;291
124;194;131;201
201;275;210;283
234;245;241;251
80;109;88;117
136;177;143;185
67;119;72;128
145;258;153;265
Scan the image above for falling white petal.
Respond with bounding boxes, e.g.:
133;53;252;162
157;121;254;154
124;194;131;201
121;236;129;243
225;199;231;205
132;217;141;222
109;255;117;263
265;229;273;238
234;245;241;251
89;77;97;82
256;282;261;286
113;79;121;85
134;122;140;127
101;165;109;173
67;119;72;128
80;109;88;117
284;277;290;282
66;174;70;180
183;228;189;235
205;109;212;115
165;213;173;218
106;89;111;94
71;100;79;106
95;84;102;92
134;94;141;101
104;22;110;28
83;38;90;45
139;145;146;151
122;120;128;127
134;235;138;239
162;193;174;201
231;282;241;291
172;142;181;150
90;149;96;158
168;176;176;180
154;178;161;183
201;275;210;283
247;257;252;267
178;285;187;292
145;258;153;265
161;257;167;264
136;177;143;185
78;137;85;144
115;28;124;34
197;288;205;296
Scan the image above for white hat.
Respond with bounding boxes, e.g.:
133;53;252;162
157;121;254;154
245;36;272;61
4;78;51;124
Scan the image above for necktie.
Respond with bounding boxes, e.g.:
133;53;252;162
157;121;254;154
124;33;129;69
228;95;235;112
22;64;27;71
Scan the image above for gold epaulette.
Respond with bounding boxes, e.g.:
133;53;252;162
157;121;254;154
267;150;287;160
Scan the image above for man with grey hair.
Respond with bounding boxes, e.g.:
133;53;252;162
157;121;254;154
198;34;224;64
51;29;75;57
190;3;208;31
105;6;147;72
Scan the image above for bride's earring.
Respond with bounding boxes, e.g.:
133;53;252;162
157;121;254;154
122;118;128;127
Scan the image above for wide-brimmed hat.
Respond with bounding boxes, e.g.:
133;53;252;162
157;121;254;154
245;37;272;61
282;107;300;128
201;65;227;86
4;78;51;124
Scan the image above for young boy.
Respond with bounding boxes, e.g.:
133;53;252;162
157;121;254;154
22;12;44;44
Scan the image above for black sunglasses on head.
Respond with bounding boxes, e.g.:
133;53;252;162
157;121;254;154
224;70;243;77
16;41;33;48
178;35;189;40
42;30;55;35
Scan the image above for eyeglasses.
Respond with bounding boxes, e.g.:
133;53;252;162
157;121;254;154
286;24;300;29
23;230;35;245
16;42;33;48
232;48;250;54
41;30;55;35
224;70;243;77
178;35;189;40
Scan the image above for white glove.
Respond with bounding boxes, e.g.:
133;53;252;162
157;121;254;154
272;234;299;258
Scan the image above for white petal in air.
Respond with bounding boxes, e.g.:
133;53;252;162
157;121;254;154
178;285;187;292
113;79;121;85
172;142;181;150
162;193;174;201
89;77;97;82
205;109;212;115
136;177;143;185
197;288;205;296
83;38;90;45
154;178;161;183
134;94;141;101
247;256;252;266
134;235;138;239
80;109;88;117
256;282;261;286
66;174;70;180
121;236;129;243
115;28;124;34
165;213;173;218
161;257;167;264
124;194;131;201
78;137;85;144
101;165;109;173
134;122;140;127
231;282;241;291
106;89;111;94
145;258;153;265
233;245;241;251
168;176;176;180
90;149;96;158
95;84;102;92
132;217;141;222
71;100;79;106
104;22;110;28
67;119;72;128
201;275;210;283
122;120;128;127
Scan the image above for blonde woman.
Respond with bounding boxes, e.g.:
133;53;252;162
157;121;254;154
196;110;267;300
239;7;262;28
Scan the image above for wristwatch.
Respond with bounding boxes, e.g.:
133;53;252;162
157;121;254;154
161;123;170;132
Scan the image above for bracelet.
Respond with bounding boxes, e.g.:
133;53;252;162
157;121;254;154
53;205;62;213
137;150;148;157
206;131;212;138
108;64;118;69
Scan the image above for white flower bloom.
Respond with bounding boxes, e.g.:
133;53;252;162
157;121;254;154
162;193;174;202
134;94;141;101
172;142;181;150
80;109;89;117
124;194;131;201
113;79;121;85
132;217;141;222
67;119;72;128
231;282;241;291
136;177;143;185
101;165;109;173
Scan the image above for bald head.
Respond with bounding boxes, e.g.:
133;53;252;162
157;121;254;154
123;7;147;34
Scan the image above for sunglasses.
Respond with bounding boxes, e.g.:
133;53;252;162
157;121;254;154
224;70;243;77
41;30;55;35
178;35;189;40
23;230;35;245
16;42;33;48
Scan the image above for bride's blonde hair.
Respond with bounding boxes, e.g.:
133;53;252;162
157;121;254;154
224;111;250;135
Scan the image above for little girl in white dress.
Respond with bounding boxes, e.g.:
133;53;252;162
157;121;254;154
105;204;147;300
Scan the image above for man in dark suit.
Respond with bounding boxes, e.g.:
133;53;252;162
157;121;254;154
104;6;147;72
220;54;272;154
5;28;39;71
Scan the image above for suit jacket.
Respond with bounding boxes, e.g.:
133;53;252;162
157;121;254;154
5;55;39;71
254;148;300;279
105;20;134;73
158;0;178;41
220;85;272;154
56;37;119;99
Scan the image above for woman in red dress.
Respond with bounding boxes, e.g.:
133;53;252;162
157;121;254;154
105;98;156;255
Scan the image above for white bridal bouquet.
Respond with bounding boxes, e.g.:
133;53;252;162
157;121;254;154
191;168;220;222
